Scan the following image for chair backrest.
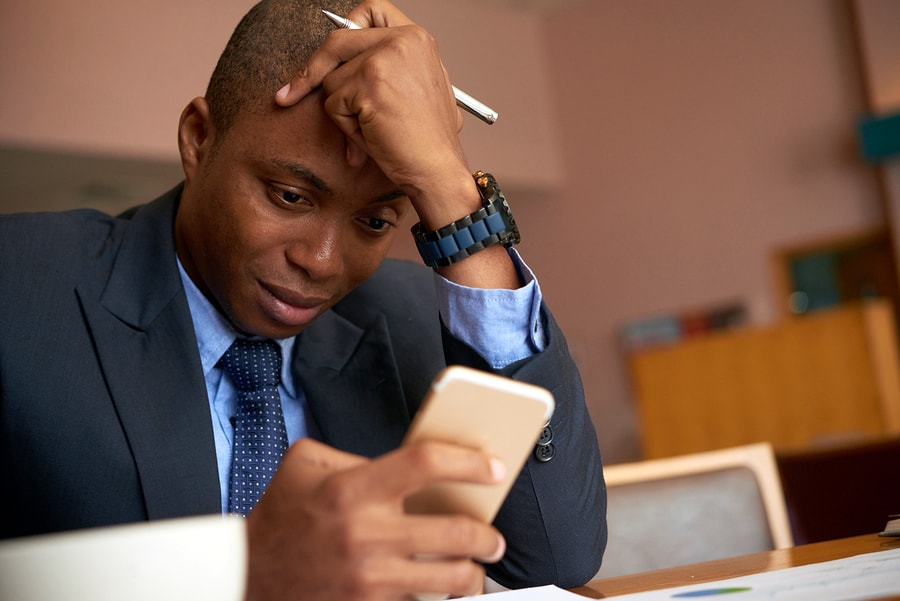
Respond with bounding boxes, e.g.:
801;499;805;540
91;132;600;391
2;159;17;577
595;442;793;579
776;434;900;544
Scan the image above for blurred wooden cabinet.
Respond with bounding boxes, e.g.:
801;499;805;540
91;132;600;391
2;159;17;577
630;299;900;458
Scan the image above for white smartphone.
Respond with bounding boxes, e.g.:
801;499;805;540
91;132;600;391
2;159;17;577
402;365;555;523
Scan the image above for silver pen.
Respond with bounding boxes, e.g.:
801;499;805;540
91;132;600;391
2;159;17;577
321;9;498;125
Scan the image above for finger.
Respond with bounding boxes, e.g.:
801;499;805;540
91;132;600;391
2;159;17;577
345;135;370;167
249;439;370;526
276;28;386;106
443;63;465;133
321;74;375;156
330;440;507;506
361;554;486;600
402;555;486;599
402;514;507;563
282;437;369;477
346;0;415;29
275;0;416;107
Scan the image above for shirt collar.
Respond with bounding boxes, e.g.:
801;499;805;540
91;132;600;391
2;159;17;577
176;257;297;395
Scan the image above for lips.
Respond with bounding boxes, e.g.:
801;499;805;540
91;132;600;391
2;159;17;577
263;282;328;308
258;281;330;329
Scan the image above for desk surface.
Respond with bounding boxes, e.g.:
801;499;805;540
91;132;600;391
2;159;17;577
572;533;900;599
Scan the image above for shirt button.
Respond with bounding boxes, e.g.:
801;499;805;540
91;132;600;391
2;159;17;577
535;443;555;463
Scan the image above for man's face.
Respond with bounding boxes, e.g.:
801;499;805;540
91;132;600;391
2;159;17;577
176;93;410;339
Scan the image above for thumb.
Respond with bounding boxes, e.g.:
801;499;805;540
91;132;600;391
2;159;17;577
281;438;368;478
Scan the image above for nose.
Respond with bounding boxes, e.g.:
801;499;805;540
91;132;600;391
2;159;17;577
285;218;345;281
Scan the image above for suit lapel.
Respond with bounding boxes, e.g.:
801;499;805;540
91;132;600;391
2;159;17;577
79;185;412;518
79;189;221;519
294;310;411;458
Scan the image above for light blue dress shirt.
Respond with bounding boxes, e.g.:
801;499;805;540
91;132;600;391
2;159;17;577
177;249;546;513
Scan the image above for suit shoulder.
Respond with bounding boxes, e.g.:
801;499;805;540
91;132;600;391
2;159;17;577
1;209;123;252
333;258;437;325
0;209;126;277
367;258;434;292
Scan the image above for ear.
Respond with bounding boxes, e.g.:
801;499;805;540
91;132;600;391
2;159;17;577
178;97;215;182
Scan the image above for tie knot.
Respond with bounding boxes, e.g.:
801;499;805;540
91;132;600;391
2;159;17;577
221;339;282;391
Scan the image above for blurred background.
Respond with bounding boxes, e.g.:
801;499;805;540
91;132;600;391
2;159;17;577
2;0;899;468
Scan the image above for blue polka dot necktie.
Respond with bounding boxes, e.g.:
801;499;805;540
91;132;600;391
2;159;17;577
221;338;288;517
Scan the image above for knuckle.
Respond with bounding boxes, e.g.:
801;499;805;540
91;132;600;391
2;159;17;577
340;573;370;600
342;564;370;597
289;437;316;456
406;24;436;47
445;515;481;547
358;57;390;88
316;30;344;59
343;556;392;601
328;514;372;566
388;25;437;59
320;28;341;48
406;440;442;473
354;556;384;588
318;472;358;512
447;560;485;595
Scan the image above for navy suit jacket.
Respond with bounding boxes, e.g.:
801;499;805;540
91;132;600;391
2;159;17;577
0;185;606;587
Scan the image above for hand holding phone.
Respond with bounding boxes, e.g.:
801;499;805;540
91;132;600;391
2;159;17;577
402;366;555;523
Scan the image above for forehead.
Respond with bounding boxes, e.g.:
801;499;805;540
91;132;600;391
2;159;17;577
220;90;332;152
214;95;401;200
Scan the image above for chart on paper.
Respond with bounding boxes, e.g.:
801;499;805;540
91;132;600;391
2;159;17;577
590;548;900;601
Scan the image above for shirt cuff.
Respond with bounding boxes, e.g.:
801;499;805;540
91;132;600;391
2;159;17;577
433;248;547;369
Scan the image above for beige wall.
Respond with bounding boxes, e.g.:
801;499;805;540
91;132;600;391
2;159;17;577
855;0;900;298
0;0;244;159
0;0;892;462
0;0;563;191
535;0;884;460
855;0;900;110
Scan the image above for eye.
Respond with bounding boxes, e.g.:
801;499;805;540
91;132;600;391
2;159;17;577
269;185;308;205
363;217;392;232
359;216;395;233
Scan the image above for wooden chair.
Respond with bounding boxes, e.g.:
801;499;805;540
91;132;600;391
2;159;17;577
776;434;900;544
595;442;793;579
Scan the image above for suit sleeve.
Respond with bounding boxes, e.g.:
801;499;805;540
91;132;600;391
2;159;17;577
442;307;608;589
336;258;607;587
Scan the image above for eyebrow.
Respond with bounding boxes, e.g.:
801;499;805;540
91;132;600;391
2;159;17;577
267;158;407;205
371;188;409;205
268;158;333;195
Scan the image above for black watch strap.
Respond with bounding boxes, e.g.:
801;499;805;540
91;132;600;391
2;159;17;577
412;171;520;269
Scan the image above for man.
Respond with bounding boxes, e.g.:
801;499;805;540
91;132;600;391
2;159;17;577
0;0;606;598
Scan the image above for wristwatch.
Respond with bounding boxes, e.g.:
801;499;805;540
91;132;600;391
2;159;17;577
411;171;520;269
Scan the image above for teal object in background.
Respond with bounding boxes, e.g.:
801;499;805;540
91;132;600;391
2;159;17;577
858;110;900;162
788;252;841;313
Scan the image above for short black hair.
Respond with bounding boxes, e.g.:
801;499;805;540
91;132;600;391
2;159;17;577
205;0;357;134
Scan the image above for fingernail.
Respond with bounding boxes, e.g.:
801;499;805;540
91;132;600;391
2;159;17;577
276;83;290;99
490;458;506;482
487;535;506;563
